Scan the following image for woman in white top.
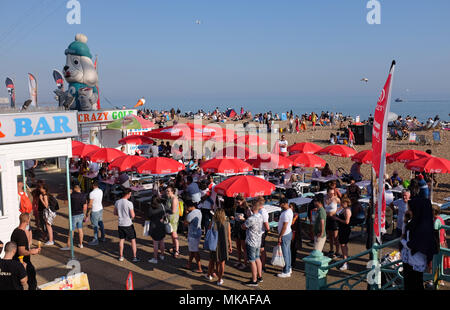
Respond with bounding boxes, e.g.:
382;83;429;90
324;187;341;258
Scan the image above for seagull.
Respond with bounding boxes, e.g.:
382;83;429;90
361;78;369;83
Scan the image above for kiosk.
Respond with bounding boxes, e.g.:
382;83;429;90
0;110;78;253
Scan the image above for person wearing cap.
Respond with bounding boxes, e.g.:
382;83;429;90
277;198;293;278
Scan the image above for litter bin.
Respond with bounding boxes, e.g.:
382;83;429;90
349;125;366;145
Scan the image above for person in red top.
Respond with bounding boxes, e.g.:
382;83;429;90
17;180;33;247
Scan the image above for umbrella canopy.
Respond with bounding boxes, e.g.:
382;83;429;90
85;148;126;163
200;158;253;174
106;114;155;130
72;144;100;158
214;175;276;198
118;135;155;146
72;140;84;149
405;156;450;174
351;150;391;165
288;142;322;155
214;146;257;160
133;157;186;175
246;154;293;170
234;135;268;146
288;153;326;168
387;149;431;164
109;155;147;172
316;145;357;158
145;123;212;141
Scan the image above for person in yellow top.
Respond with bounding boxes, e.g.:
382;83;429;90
311;112;318;131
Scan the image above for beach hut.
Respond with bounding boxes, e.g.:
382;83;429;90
0;110;78;257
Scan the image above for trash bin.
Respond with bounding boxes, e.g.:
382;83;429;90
349;125;366;145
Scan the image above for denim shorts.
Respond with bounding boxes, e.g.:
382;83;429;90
72;214;84;230
246;244;261;262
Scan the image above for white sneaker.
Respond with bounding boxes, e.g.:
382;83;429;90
204;274;213;281
78;244;84;249
159;255;165;261
339;263;348;271
217;279;224;286
44;241;54;246
148;258;158;264
60;247;70;251
277;272;291;278
119;257;124;262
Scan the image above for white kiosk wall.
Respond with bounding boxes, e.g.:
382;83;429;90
0;111;78;249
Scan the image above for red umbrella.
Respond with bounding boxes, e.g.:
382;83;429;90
85;148;126;163
387;149;431;164
119;135;155;146
234;135;268;146
109;155;147;172
288;153;326;168
72;144;100;158
215;146;257;160
288;142;322;155
133;157;185;175
214;175;276;198
351;150;391;165
246;154;293;170
316;145;357;158
72;140;84;148
405;156;450;174
200;158;253;174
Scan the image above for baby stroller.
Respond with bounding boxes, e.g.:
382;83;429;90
380;251;403;289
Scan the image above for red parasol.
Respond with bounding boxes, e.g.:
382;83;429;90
246;154;293;170
288;142;322;155
119;135;155;146
109;155;147;172
72;140;84;149
234;135;268;146
72;144;100;158
387;149;431;164
405;156;450;174
85;148;126;163
214;146;257;160
214;175;276;198
288;153;326;168
315;145;357;158
351;150;391;165
133;157;186;175
200;158;253;174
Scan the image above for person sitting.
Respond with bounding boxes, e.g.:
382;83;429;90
321;164;333;178
287;174;302;197
389;170;403;188
349;162;363;182
328;180;342;199
346;177;361;201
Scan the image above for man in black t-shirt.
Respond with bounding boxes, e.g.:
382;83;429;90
61;184;87;250
10;213;40;290
0;242;28;290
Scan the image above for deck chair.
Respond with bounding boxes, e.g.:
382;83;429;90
432;131;441;144
408;132;417;144
416;134;427;145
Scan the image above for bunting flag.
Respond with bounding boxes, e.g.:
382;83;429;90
372;60;396;242
5;77;16;108
126;271;134;290
27;73;38;107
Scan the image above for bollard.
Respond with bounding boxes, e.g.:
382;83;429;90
303;250;332;290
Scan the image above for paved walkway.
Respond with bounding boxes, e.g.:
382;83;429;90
28;170;417;290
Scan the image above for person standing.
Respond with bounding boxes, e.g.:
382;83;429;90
333;196;352;271
277;198;294;278
401;184;438;290
17;180;33;247
61;184;87;250
114;189;140;262
147;196;167;264
389;189;411;237
278;135;289;157
184;202;203;273
87;182;105;246
324;187;341;258
313;196;327;253
166;186;180;258
205;208;232;286
186;176;201;206
241;201;264;286
0;242;28;290
10;213;40;290
257;197;270;272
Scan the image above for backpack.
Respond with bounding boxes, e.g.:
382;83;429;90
18;192;33;214
204;222;218;251
48;195;60;212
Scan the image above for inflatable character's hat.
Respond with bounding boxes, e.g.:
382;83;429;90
65;34;92;59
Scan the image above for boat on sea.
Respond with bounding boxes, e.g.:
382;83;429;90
395;98;403;102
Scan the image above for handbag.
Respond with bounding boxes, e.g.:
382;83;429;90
161;203;173;234
48;195;60;212
204;222;218;251
271;245;285;267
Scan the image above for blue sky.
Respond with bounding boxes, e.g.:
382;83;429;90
0;0;449;113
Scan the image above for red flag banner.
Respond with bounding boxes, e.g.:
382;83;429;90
372;60;396;241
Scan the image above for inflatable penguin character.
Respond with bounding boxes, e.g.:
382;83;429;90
55;34;99;111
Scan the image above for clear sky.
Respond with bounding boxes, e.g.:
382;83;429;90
0;0;449;114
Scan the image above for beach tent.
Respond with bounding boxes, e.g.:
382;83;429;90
281;113;287;121
225;109;237;118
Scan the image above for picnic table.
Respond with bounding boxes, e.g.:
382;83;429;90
263;205;282;229
355;180;371;189
288;197;313;207
311;175;339;183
